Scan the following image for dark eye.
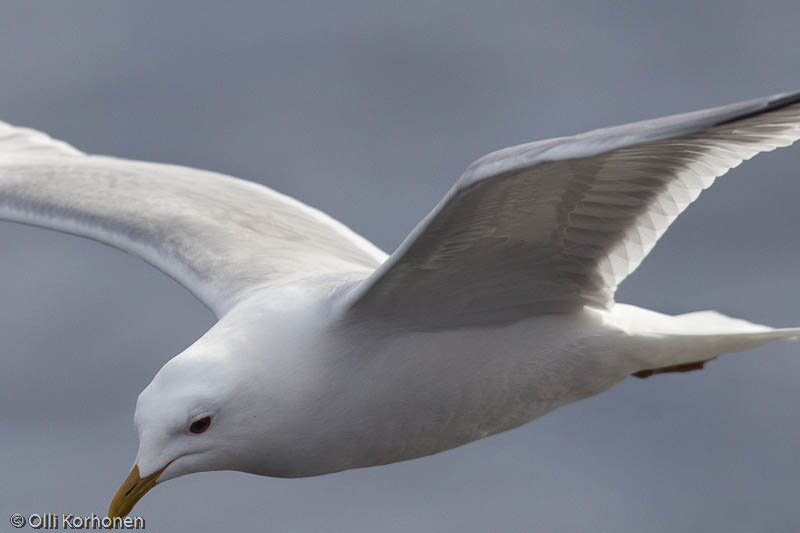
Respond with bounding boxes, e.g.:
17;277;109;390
189;416;211;434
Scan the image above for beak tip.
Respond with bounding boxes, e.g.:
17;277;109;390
108;463;165;519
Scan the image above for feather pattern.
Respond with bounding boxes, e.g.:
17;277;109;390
0;124;386;317
348;92;800;327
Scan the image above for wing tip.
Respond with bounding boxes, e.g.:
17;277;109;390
713;89;800;126
0;120;84;157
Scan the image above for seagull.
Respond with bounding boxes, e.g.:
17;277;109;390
2;91;799;518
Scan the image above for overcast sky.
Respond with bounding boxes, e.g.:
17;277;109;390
2;1;800;531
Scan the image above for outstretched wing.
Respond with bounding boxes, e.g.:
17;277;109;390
347;91;800;328
0;121;386;317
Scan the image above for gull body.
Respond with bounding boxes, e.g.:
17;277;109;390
137;276;796;482
1;90;800;517
139;281;632;481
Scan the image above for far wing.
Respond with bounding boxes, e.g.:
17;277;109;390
0;121;386;317
347;91;800;328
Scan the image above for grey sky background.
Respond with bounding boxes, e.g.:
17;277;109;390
1;1;800;531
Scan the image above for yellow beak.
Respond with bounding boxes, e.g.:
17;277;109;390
108;464;166;518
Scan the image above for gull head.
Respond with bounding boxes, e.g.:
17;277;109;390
107;289;337;518
105;319;282;520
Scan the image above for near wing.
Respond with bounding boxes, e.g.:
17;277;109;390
348;91;800;328
0;122;386;317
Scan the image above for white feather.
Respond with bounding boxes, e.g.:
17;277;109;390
348;92;800;327
0;126;386;316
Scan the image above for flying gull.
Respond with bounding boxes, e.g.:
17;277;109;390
1;90;799;518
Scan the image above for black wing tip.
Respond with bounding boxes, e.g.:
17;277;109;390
714;89;800;126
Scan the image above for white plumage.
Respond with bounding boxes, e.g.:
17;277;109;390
1;91;798;517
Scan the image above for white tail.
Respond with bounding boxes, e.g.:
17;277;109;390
610;304;800;376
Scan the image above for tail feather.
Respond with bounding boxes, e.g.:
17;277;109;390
610;304;799;377
670;310;800;338
668;310;800;351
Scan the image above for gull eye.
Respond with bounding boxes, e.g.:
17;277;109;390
189;416;211;434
